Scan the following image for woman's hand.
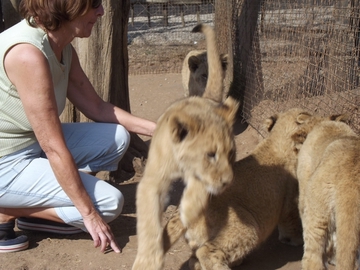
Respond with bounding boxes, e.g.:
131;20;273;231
83;211;121;253
67;46;156;137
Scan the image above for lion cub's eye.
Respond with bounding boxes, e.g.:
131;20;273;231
207;152;216;159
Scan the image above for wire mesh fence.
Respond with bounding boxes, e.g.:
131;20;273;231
235;0;360;136
128;0;359;135
127;0;215;74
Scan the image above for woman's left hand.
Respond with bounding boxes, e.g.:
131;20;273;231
83;211;121;253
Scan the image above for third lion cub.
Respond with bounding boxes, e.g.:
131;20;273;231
293;116;360;270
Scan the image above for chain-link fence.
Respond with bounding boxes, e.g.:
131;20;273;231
128;0;359;136
231;0;360;136
128;0;215;74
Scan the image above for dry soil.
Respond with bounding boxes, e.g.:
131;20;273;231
0;73;332;270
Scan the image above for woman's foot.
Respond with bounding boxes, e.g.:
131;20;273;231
17;217;83;234
0;221;29;253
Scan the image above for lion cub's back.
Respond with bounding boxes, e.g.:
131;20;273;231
311;131;360;184
297;120;358;183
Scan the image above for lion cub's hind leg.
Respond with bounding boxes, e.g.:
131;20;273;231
301;215;328;270
302;177;331;270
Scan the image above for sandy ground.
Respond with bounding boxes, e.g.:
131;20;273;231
0;73;332;270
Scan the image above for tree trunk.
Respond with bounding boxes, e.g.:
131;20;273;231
0;0;4;32
218;0;263;120
215;0;233;93
61;0;149;180
0;0;21;32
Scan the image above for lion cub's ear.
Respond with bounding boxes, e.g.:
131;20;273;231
216;96;239;126
264;115;277;132
169;114;197;143
188;55;202;73
329;113;349;123
296;111;312;124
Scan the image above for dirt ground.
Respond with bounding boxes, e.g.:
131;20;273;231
0;73;331;270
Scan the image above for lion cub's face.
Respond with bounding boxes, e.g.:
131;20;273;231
166;97;237;195
176;121;236;195
188;53;228;97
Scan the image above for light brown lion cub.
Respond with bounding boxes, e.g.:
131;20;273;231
162;108;319;270
132;24;238;270
292;116;360;270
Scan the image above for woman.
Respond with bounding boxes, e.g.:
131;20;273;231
0;0;156;253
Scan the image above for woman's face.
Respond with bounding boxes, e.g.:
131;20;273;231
68;3;104;38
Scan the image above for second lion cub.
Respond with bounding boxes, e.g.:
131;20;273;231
293;116;360;270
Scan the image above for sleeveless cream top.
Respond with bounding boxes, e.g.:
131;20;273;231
0;20;72;156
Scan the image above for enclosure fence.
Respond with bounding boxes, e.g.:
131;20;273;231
128;0;215;74
128;0;359;136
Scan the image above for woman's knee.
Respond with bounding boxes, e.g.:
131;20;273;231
115;125;130;156
104;125;130;163
88;125;130;172
98;186;124;223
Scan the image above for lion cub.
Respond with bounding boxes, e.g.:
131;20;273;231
132;24;238;270
292;116;360;270
182;50;228;97
162;108;319;270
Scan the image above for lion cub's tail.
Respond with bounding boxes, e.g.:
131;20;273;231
192;24;224;103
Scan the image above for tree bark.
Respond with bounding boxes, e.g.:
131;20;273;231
217;0;263;120
0;0;21;32
0;0;4;32
215;0;233;93
62;0;149;180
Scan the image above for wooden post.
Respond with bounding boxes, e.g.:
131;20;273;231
0;0;4;32
65;0;149;179
0;0;21;32
215;0;264;120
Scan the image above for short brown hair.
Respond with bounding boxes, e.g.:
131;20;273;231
19;0;96;31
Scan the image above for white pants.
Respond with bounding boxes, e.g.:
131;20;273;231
0;122;130;231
